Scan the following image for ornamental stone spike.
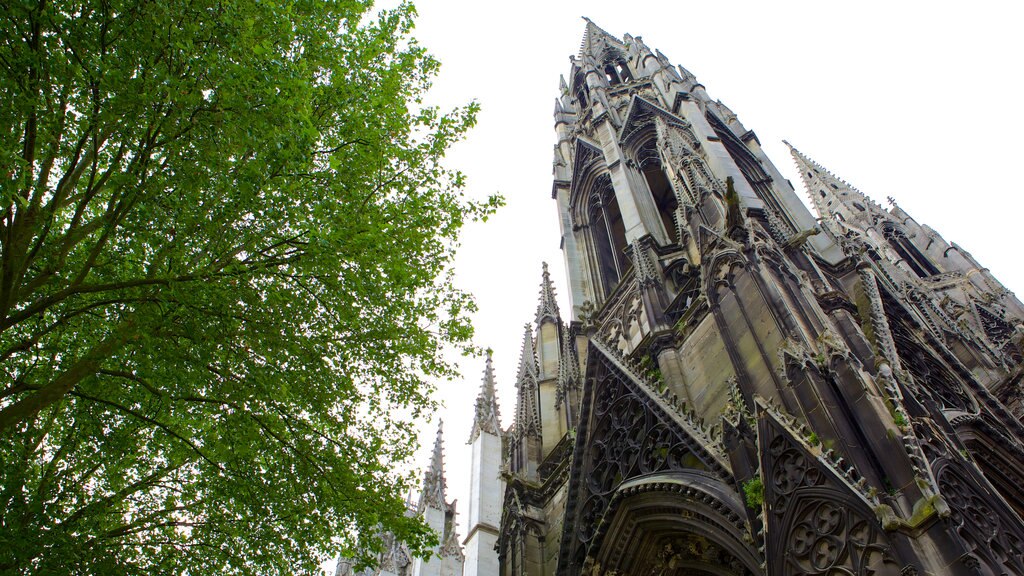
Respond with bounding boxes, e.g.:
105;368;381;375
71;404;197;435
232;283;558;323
536;262;561;325
516;323;539;382
469;350;502;443
419;420;447;511
514;324;542;437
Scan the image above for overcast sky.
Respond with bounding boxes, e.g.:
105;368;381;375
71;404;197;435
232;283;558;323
392;0;1024;541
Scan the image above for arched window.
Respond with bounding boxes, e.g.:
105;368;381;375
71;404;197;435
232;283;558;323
603;64;621;85
603;60;633;85
588;174;628;295
634;138;679;244
572;71;589;109
883;225;938;277
617;60;633;83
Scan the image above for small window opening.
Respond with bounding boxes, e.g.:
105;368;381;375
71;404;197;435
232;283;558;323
885;227;939;277
604;65;621;85
643;164;679;244
618;62;633;82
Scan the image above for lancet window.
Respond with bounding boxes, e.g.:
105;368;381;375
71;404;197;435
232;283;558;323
587;174;629;296
602;60;633;85
634;138;679;244
882;224;938;277
706;111;796;232
572;71;589;109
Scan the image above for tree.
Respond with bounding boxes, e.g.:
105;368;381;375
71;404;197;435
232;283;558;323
0;0;498;573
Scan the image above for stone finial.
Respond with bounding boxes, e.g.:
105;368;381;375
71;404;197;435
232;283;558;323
469;350;502;443
536;262;562;324
419;420;447;511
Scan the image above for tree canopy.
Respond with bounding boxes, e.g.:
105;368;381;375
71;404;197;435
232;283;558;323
0;0;497;572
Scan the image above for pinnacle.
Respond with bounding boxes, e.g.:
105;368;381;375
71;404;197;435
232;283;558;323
420;420;447;510
516;324;538;382
469;350;502;442
514;324;541;437
536;262;561;325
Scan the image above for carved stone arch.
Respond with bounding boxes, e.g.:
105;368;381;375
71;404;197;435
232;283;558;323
569;139;609;220
953;417;1024;521
618;101;697;248
584;473;762;576
618;96;699;155
751;240;796;283
879;221;939;278
702;248;746;304
625;131;679;246
758;408;904;576
772;487;901;576
933;459;1024;576
556;342;732;575
972;301;1023;365
571;68;590;109
887;311;979;414
571;154;630;299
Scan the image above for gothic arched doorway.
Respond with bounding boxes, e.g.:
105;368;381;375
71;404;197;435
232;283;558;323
584;472;762;576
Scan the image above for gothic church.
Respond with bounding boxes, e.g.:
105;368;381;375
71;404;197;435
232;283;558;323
345;19;1024;576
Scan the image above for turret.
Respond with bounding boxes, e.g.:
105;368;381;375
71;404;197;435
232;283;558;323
510;325;542;479
534;264;567;456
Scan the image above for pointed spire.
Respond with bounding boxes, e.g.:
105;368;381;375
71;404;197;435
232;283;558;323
514;324;542;437
517;324;539;381
536;262;561;325
469;350;502;443
419;421;447;511
786;141;882;229
579;17;625;61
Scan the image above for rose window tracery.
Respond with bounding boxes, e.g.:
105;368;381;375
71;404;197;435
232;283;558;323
783;499;898;576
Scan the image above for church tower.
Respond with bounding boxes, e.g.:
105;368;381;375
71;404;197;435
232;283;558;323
495;19;1024;576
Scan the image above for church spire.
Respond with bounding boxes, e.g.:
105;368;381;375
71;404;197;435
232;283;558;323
469;350;502;442
419;421;447;511
786;141;882;233
536;262;561;325
579;17;626;61
514;325;542;438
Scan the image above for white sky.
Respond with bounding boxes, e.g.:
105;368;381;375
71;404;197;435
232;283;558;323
396;0;1024;541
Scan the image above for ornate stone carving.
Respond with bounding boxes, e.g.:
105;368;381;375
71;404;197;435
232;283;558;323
936;463;1024;575
783;498;899;576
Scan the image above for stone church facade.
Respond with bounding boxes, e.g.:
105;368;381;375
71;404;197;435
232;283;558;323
347;19;1024;576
